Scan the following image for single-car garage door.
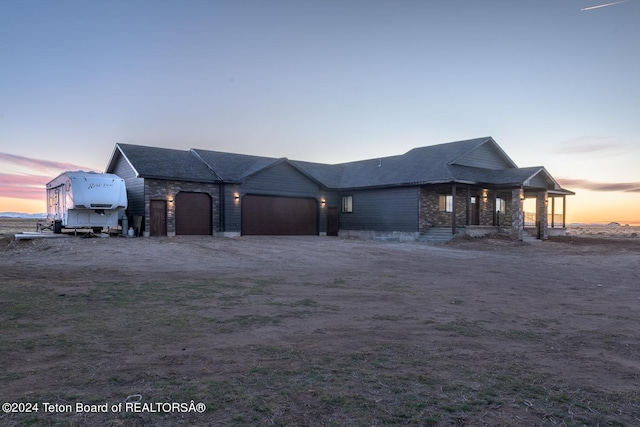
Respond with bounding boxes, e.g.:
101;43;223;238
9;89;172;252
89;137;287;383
175;192;212;235
242;195;318;235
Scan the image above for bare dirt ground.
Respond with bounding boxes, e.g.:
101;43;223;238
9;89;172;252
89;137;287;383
1;219;639;426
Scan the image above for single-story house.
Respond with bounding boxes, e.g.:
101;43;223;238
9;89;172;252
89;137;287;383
105;137;573;241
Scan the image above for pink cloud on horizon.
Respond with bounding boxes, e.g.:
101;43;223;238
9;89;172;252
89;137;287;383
556;136;636;156
0;172;52;201
0;186;46;200
557;177;640;193
0;153;97;201
0;152;92;172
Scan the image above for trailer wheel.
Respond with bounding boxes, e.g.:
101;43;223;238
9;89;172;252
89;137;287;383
92;227;102;234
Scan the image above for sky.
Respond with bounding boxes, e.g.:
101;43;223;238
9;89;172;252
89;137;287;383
1;0;639;224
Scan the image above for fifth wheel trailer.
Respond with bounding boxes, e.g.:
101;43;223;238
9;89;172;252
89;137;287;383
46;171;127;231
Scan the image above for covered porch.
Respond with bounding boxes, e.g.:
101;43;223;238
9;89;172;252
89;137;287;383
419;168;574;241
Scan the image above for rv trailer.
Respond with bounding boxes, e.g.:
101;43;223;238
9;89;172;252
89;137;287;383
46;171;127;232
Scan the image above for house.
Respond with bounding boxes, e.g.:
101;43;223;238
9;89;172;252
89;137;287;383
105;137;573;241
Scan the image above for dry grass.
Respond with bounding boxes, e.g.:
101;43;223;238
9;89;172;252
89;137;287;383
0;218;44;237
2;275;638;425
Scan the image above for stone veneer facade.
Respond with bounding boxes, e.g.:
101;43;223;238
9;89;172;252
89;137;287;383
144;179;220;236
536;191;549;240
419;185;515;233
511;188;524;240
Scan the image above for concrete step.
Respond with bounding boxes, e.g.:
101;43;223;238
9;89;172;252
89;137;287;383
523;229;542;243
417;227;456;244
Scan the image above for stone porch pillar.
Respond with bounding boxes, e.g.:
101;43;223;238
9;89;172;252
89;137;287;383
536;191;548;240
511;188;524;240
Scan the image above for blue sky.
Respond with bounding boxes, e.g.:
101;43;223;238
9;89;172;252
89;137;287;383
1;0;639;222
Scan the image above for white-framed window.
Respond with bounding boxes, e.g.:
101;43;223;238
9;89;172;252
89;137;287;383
438;194;453;212
341;195;353;213
496;197;506;215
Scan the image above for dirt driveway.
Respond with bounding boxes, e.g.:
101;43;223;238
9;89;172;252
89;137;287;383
1;233;639;426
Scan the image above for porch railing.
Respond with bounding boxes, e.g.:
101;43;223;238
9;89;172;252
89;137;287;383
524;212;564;227
548;213;564;227
524;212;536;227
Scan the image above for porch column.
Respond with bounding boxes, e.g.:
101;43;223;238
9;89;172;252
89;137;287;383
511;188;524;241
536;191;548;240
465;187;470;226
492;190;497;226
562;195;566;228
551;196;555;228
451;184;457;235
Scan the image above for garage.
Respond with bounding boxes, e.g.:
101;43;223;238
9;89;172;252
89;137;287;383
242;195;318;235
175;192;212;235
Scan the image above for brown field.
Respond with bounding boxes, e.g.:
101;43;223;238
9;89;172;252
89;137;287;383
1;219;639;426
0;218;46;236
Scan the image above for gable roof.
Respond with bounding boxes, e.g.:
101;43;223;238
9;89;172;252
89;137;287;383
293;137;529;189
190;149;282;182
105;138;573;194
108;144;219;183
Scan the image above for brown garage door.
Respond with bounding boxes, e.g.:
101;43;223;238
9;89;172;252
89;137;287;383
175;192;212;235
242;195;318;235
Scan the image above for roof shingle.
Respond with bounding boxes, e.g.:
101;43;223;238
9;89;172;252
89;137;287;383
111;138;571;193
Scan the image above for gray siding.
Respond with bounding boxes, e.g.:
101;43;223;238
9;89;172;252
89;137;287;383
527;173;549;189
111;154;145;217
453;142;514;170
243;162;321;196
340;187;419;232
222;163;330;233
223;184;242;232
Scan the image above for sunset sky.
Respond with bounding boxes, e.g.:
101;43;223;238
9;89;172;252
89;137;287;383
1;0;638;224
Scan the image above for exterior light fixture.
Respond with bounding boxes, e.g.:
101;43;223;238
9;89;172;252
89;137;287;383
321;199;326;206
234;193;240;201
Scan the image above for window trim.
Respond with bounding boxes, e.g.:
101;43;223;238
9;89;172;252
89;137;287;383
341;195;353;213
496;197;507;215
439;194;453;213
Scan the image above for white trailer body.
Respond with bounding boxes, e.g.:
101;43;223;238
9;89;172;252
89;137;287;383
46;171;127;229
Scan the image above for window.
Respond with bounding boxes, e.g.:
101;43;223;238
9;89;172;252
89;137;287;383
341;195;353;213
439;194;453;212
496;197;506;215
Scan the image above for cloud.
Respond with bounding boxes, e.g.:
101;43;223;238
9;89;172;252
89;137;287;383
0;152;90;172
0;172;52;201
556;136;632;155
0;153;96;201
581;0;629;11
0;185;46;200
557;178;640;192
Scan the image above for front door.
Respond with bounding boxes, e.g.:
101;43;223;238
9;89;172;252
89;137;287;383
150;200;167;236
327;207;339;236
469;196;480;225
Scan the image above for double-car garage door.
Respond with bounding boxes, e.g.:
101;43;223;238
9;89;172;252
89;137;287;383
242;195;318;235
169;192;318;236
